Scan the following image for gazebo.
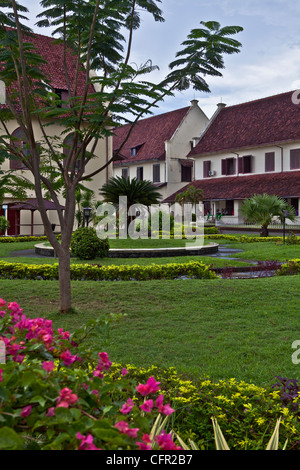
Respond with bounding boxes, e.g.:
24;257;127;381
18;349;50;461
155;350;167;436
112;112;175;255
6;198;65;236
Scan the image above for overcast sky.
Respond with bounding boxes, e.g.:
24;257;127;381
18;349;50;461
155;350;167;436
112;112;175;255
21;0;300;118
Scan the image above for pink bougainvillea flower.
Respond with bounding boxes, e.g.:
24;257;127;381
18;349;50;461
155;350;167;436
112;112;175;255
155;394;175;416
140;399;153;413
0;369;3;382
46;407;55;417
0;298;6;307
136;441;151;450
76;432;101;451
93;351;112;378
21;405;32;418
120;398;134;415
60;350;80;366
136;376;161;397
155;430;182;450
0;311;6;318
42;361;55;373
114;421;139;439
121;368;128;376
56;387;78;408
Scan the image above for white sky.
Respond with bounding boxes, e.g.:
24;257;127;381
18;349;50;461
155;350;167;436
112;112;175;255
18;0;300;118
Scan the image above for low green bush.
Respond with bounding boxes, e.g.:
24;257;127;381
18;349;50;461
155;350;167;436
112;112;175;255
107;365;299;450
71;227;109;260
0;260;218;281
275;259;300;276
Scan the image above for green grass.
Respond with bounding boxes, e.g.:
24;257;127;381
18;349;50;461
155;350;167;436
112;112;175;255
3;237;300;388
1;276;300;387
229;241;300;262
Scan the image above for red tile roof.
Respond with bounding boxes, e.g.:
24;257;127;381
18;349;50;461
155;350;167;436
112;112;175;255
189;91;300;156
113;107;190;164
24;31;91;95
163;171;300;203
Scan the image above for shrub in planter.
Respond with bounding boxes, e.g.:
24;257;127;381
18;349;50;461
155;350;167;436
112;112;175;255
70;227;109;260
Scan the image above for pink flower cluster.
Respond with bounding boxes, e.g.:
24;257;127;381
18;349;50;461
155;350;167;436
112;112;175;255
76;432;101;450
93;351;112;378
0;299;76;365
56;387;78;408
117;376;179;450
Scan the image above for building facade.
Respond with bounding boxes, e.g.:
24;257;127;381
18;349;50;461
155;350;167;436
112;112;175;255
113;100;209;200
164;91;300;225
0;31;113;236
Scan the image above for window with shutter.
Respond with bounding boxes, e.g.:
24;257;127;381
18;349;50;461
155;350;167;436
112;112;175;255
238;156;252;174
290;149;300;169
153;164;160;182
63;133;83;172
181;165;192;182
265;152;275;172
10;128;30;170
136;167;143;181
203;160;211;178
222;158;236;175
121;168;129;179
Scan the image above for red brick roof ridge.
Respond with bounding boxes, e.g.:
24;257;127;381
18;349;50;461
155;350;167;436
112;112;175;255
189;89;300;156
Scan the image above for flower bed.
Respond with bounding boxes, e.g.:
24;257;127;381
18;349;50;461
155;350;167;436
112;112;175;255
0;299;298;450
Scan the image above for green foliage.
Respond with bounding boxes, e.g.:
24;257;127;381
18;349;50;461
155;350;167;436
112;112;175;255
175;185;204;205
100;176;162;207
276;259;300;276
0;215;9;233
107;365;299;450
70;227;109;260
240;194;296;237
0;259;217;281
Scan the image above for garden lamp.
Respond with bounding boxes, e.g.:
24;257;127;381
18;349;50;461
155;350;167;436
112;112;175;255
282;209;291;245
83;207;92;227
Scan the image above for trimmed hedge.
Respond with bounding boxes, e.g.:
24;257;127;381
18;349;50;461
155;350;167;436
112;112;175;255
0;260;218;281
0;235;50;243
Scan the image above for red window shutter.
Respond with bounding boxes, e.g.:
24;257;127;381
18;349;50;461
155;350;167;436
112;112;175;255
265;152;275;172
238;157;244;174
290;149;300;170
203;160;211;178
221;159;227;175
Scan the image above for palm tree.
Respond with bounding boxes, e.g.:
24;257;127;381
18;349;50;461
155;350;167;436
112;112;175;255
99;176;162;207
175;185;204;206
240;193;296;237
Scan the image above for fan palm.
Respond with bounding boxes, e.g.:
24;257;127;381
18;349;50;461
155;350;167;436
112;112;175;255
240;193;296;237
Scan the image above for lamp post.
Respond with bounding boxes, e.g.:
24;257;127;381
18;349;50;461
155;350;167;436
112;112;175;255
282;209;291;245
83;207;92;227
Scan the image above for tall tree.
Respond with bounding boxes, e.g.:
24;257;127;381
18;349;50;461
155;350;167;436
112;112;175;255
0;0;243;312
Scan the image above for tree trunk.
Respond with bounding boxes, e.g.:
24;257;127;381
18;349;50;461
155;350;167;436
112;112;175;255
58;248;72;313
260;224;269;237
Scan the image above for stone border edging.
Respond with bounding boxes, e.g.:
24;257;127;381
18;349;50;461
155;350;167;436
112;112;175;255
34;242;219;258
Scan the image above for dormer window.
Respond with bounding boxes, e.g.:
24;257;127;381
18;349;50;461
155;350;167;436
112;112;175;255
54;88;69;108
130;144;143;157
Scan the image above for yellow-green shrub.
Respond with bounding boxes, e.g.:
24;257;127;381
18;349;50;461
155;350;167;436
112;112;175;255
0;260;218;281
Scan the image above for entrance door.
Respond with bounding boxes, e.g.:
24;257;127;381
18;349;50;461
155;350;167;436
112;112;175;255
7;208;20;235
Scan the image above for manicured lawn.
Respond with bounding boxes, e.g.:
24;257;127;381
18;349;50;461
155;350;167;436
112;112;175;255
1;275;300;388
229;241;300;262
